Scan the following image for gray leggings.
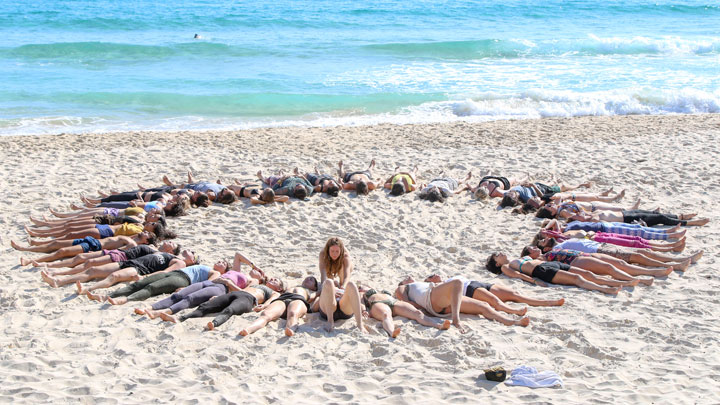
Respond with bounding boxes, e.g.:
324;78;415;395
151;280;227;314
109;271;190;302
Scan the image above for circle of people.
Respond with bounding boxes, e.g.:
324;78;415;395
13;160;708;337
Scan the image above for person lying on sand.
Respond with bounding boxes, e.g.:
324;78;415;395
23;220;173;247
29;207;146;231
512;190;629;215
467;172;528;199
162;170;237;204
549;206;709;227
337;159;381;196
535;237;702;272
40;241;178;275
395;277;530;333
423;273;565;311
383;166;421;196
417;171;472;203
538;228;687;253
15;231;155;266
356;283;450;338
257;170;314;200
240;276;320;337
498;181;593;208
485;253;626;295
295;166;341;197
541;218;686;241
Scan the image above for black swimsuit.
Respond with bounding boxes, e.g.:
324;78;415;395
479;176;510;190
343;170;371;183
239;185;261;197
531;262;570;283
273;292;311;319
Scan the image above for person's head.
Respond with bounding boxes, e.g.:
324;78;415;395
216;188;237;204
424;273;443;283
499;191;520;208
148;221;177;240
486;252;508;274
391;182;406;196
180;249;199;265
521;245;542;259
474;185;490;200
536;237;556;253
145;210;164;224
293;184;308;200
398;275;415;286
265;277;285;292
193;192;211;207
159;240;180;255
324;180;340;197
426;187;446;203
302;276;319;291
261;188;275;203
213;259;229;274
321;237;346;279
138;231;157;246
355;180;369;196
165;196;189;217
536;204;557;219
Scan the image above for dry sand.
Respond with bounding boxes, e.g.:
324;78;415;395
1;114;719;404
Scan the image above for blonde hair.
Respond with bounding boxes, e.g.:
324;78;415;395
321;237;346;280
474;186;489;200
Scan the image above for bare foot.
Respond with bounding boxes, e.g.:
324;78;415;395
639;277;654;286
661;267;673;277
391;327;401;338
631;199;641;210
607;287;620;295
256;170;263;181
86;292;107;302
158;312;177;323
239;329;250;336
672;259;691;272
75;281;86;295
518;316;530;327
668;224;681;233
691;218;709;226
515;306;528;316
285;327;295;337
206;321;215;331
40;270;58;288
70;203;83;210
672;239;686;252
11;240;26;251
438;320;451;330
145;309;164;319
690;250;703;264
134;308;147;316
453;321;468;334
626;279;640;287
107;296;128;305
613;189;626;202
679;213;697;220
20;257;32;266
553;298;566;306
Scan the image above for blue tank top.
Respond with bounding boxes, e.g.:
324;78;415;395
187;182;225;194
143;201;160;212
510;186;535;202
179;265;211;284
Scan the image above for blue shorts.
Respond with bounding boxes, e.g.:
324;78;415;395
72;236;102;253
95;225;114;239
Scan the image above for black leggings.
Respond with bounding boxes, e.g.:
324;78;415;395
109;271;190;302
622;210;686;226
101;192;140;203
178;291;256;328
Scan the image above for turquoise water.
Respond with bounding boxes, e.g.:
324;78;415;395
1;0;719;135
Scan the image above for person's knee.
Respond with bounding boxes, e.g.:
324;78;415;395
321;279;334;290
286;308;298;319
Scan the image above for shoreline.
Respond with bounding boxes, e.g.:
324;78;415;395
2;113;719;403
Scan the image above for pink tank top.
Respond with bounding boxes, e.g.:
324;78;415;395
221;271;248;288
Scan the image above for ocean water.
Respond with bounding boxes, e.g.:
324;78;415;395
1;0;719;135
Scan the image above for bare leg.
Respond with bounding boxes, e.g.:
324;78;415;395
392;301;450;329
551;271;620;295
82;268;140;294
470;288;528;315
573;257;653;285
318;279;338;332
337;282;367;333
459;297;530;327
489;285;565;307
591;254;672;277
240;301;285;336
284;300;309;337
428;279;465;332
567;267;638;287
42;262;122;287
369;303;400;338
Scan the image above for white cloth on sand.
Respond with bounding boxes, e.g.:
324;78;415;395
504;366;563;388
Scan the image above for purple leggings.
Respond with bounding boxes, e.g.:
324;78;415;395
593;232;652;249
151;280;227;314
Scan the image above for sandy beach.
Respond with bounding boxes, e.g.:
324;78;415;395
1;114;719;404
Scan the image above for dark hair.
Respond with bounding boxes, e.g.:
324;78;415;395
217;190;237;204
157;216;167;227
520;246;533;257
294;186;308;200
500;193;519;208
486;253;502;274
165;202;187;217
195;193;211;207
261;188;275;203
173;244;182;256
425;188;446;203
515;202;538;215
145;232;158;246
307;276;319;291
326;183;340;197
536;207;555;219
356;180;369;195
154;222;177;240
391;182;406;196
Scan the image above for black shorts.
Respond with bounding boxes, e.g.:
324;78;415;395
274;292;311;319
319;304;353;321
532;262;570;283
466;281;493;298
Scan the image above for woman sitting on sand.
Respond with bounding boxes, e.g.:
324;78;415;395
423;274;565;312
520;245;671;280
383;166;420;196
485;253;628;295
239;276;320;337
357;283;450;338
257;170;314;200
536;237;701;272
417;172;472;203
15;231;156;266
394;277;529;332
295;167;341;197
542;218;686;241
316;237;366;332
40;248;196;291
86;259;229;306
139;252;269;320
337;159;381;195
